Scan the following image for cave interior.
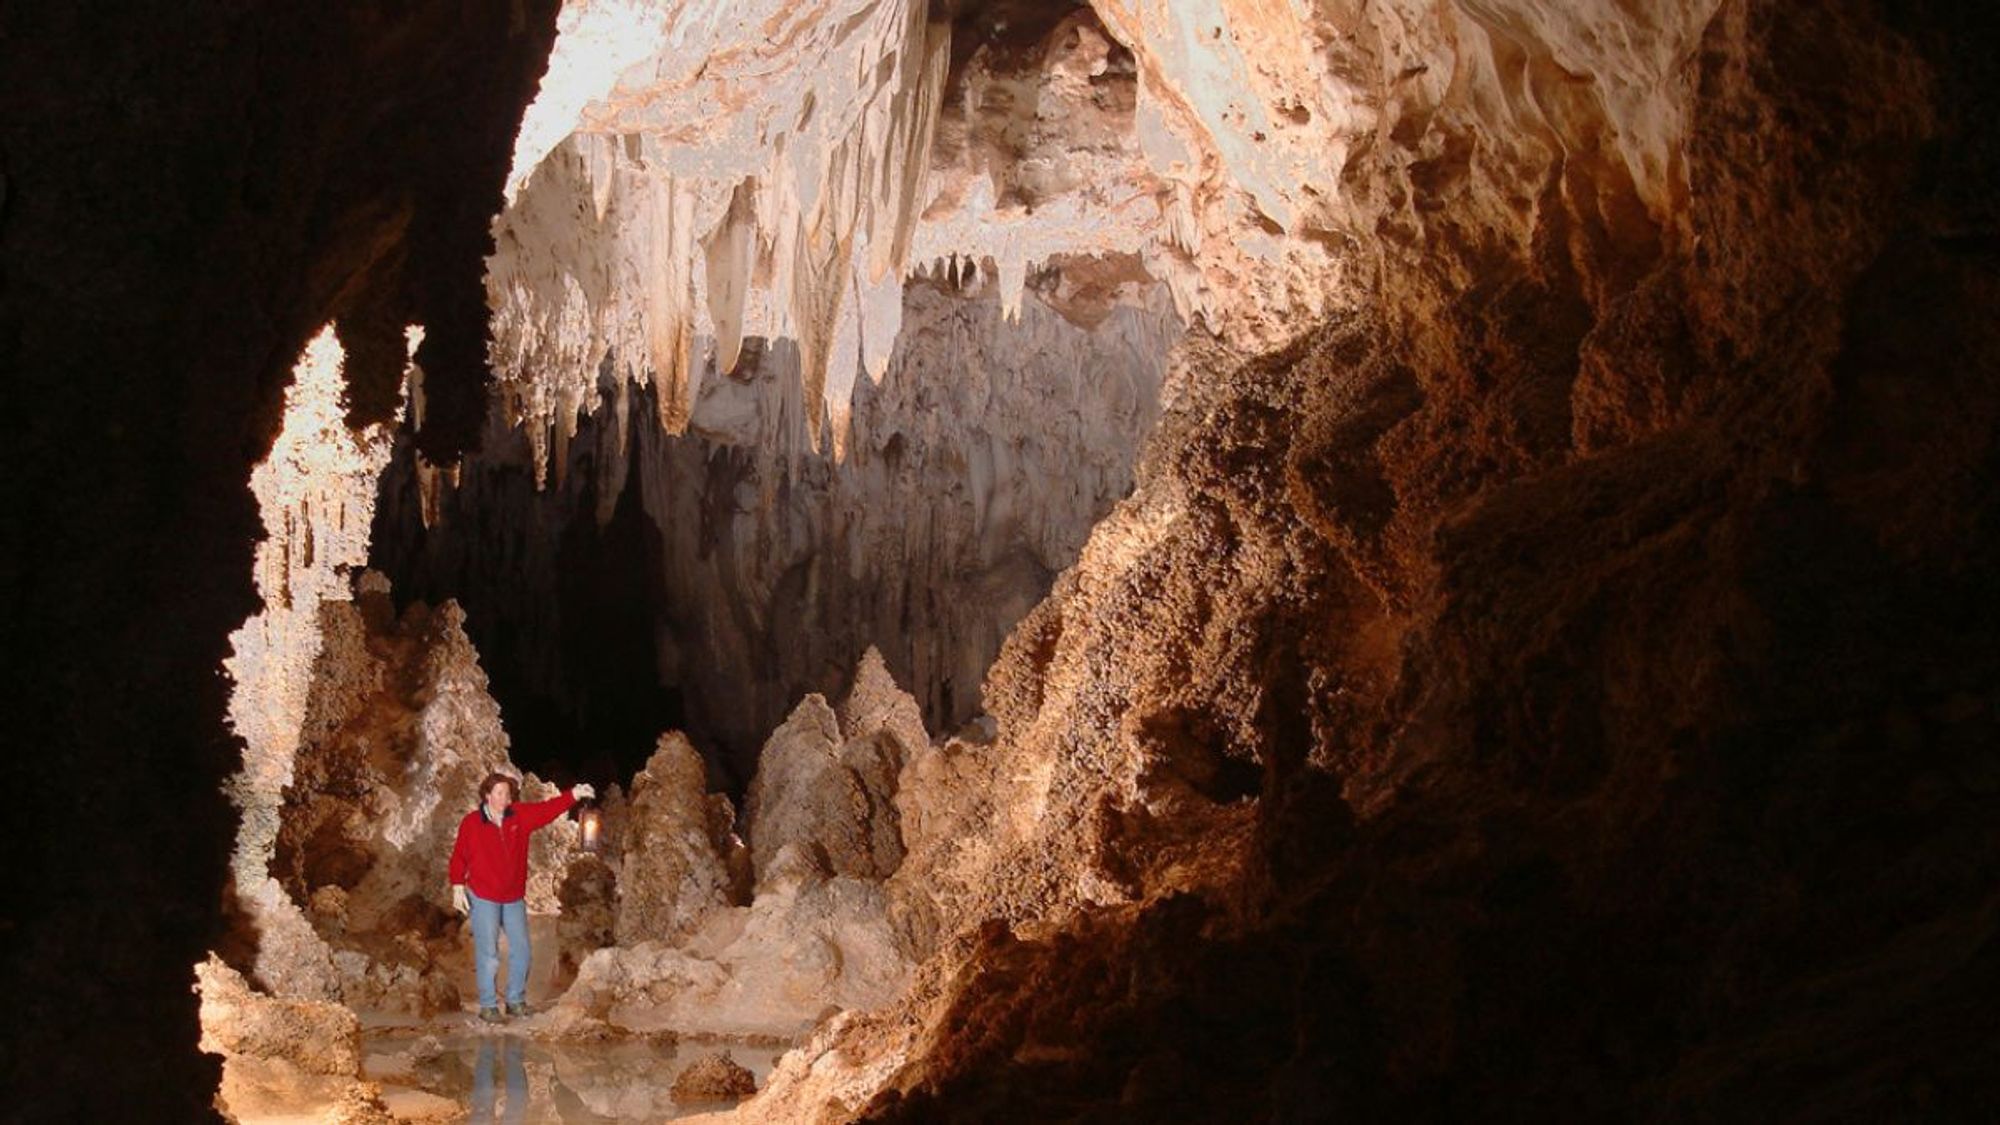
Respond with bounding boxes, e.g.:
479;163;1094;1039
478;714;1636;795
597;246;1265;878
4;0;1998;1119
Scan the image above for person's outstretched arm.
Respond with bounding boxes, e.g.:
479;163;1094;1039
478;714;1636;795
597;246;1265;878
516;783;594;832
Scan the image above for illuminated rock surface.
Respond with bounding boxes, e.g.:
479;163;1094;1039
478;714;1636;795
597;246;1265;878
552;656;935;1041
375;277;1175;779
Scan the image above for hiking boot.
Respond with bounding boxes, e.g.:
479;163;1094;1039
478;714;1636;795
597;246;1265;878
508;1000;539;1018
479;1006;506;1024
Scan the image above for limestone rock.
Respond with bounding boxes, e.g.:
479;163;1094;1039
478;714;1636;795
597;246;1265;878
743;695;841;880
558;869;910;1040
885;724;1012;959
614;732;735;945
197;954;382;1122
670;1051;758;1104
325;1083;399;1125
521;769;585;914
197;954;360;1076
256;578;584;1016
489;0;951;455
840;646;930;765
375;278;1172;787
744;690;905;890
221;330;410;1005
555;853;617;983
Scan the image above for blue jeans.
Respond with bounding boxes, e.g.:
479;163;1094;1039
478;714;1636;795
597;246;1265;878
471;1037;527;1123
468;892;531;1010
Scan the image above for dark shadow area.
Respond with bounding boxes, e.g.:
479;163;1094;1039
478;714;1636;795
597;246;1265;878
373;426;682;788
1;3;563;1117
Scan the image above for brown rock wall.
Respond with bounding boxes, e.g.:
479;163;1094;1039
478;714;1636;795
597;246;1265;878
831;0;2000;1118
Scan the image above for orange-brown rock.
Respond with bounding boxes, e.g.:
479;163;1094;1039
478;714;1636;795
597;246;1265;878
669;1051;759;1104
749;1;2000;1120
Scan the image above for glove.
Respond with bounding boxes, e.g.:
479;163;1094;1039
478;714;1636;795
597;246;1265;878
572;782;596;801
451;884;470;914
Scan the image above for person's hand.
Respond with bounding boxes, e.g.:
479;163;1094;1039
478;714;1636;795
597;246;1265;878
572;782;596;801
451;884;470;915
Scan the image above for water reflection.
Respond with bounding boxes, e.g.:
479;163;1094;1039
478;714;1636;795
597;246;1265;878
471;1038;528;1123
364;1029;787;1122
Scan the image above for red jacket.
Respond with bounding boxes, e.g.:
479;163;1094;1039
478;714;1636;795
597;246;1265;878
448;789;578;903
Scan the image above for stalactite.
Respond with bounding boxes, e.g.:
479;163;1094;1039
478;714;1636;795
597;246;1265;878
488;0;952;470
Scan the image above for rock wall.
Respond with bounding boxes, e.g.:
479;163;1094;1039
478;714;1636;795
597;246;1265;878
374;277;1175;780
742;0;2000;1119
11;0;1997;1117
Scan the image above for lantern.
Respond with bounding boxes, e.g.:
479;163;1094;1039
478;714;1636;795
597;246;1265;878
577;798;604;854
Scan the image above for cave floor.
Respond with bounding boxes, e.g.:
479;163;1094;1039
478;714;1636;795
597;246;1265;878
223;1016;787;1123
353;1025;787;1122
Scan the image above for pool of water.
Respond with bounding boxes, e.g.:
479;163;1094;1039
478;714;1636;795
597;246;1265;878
361;1029;789;1122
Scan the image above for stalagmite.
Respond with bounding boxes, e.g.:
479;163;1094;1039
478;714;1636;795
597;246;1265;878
613;732;735;945
221;326;408;1001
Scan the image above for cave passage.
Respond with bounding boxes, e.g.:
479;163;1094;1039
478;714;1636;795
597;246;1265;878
370;274;1173;793
371;404;685;788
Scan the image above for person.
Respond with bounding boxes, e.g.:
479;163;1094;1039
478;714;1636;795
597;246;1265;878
448;772;595;1022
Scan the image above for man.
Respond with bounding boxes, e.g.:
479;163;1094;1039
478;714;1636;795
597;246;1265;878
449;772;595;1022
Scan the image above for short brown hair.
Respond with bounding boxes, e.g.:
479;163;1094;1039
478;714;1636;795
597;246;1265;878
478;772;519;803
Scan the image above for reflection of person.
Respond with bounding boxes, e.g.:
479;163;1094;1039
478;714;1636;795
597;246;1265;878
471;1036;528;1124
449;772;594;1022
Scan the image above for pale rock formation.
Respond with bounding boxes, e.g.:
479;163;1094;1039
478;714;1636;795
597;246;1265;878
704;1009;914;1125
543;655;930;1040
377;277;1173;784
828;0;1741;956
483;0;1372;457
744;683;906;890
325;1084;401;1125
883;721;1014;959
196;954;370;1120
241;572;590;1017
265;586;556;1016
489;0;950;460
743;695;841;879
560;858;909;1040
839;646;929;765
613;732;737;945
632;279;1174;773
197;954;361;1079
706;0;1769;1116
222;326;409;1002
